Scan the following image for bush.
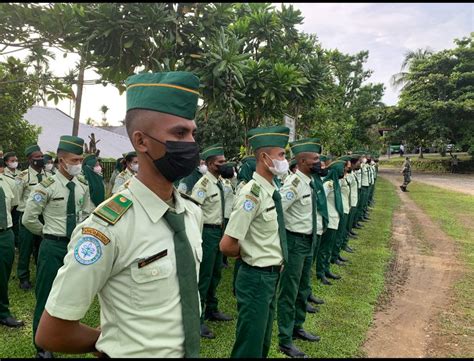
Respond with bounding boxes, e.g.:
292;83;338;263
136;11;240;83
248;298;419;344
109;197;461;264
379;157;474;173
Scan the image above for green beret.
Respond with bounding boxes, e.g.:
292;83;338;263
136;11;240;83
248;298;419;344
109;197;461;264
290;138;322;155
338;156;352;162
201;144;224;160
126;71;200;120
58;135;84;155
25;144;41;157
320;155;328;162
241;155;255;163
83;154;97;167
248;126;290;151
43;154;53;162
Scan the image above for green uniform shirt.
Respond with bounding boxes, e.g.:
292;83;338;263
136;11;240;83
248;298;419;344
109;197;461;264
16;166;48;212
347;173;359;207
324;179;340;230
2;168;20;207
361;163;370;187
222;177;235;219
45;177;203;358
22;172;92;237
191;172;223;225
0;175;14;228
112;168;135;194
279;170;313;235
225;172;283;267
340;177;351;215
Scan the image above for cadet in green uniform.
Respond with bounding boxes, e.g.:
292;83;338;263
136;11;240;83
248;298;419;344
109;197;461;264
400;156;411;192
44;154;56;176
177;158;207;195
16;145;47;290
108;157;124;192
3;152;21;248
82;154;106;208
0;159;24;327
347;154;361;238
317;160;345;285
111;152;138;194
220;125;290;358
22;136;92;358
191;144;232;339
277;139;322;358
35;71;203;358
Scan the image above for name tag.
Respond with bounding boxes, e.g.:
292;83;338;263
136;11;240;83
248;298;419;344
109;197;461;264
266;206;276;212
52;197;64;201
302;194;311;199
138;249;168;268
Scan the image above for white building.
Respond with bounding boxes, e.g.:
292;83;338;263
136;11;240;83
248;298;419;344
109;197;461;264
23;106;132;159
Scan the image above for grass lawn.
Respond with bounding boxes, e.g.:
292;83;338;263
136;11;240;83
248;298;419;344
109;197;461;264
405;182;474;357
0;177;398;358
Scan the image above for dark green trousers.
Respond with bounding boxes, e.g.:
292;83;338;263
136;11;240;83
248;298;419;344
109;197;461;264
368;183;375;205
345;207;358;248
310;234;322;295
277;232;313;346
0;229;15;319
317;228;337;278
232;258;242;296
32;238;68;350
331;213;349;263
198;226;223;321
11;206;20;248
231;263;280;358
17;216;41;282
357;186;369;221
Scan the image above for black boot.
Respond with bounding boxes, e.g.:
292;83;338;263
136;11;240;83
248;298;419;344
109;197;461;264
200;323;216;339
325;271;341;280
318;276;333;286
308;294;325;305
279;343;307;358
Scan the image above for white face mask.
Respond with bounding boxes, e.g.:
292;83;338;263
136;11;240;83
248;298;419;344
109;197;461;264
45;163;54;172
234;171;238;179
362;158;367;164
64;162;82;177
198;164;208;175
93;165;102;175
264;154;289;177
130;163;139;173
370;160;375;165
7;161;18;169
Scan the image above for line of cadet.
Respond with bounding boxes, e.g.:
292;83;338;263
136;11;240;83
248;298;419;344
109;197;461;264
0;70;380;358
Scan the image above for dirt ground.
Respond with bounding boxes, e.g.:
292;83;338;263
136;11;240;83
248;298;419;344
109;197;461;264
379;167;474;195
362;172;466;357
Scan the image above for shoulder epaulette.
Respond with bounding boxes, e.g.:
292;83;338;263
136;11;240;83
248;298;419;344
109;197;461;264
201;178;209;187
250;182;260;197
292;177;300;188
179;192;201;206
93;194;133;225
19;170;28;177
77;175;88;185
40;176;55;188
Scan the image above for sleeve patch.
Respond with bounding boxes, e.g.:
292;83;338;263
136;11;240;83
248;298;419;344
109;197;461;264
33;193;44;203
285;191;295;200
245;194;259;204
82;227;111;245
74;236;103;265
243;199;256;212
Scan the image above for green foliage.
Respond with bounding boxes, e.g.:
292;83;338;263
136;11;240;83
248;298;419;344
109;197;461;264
385;34;474;155
0;57;40;160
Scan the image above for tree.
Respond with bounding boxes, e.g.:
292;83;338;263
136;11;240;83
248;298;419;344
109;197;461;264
390;48;434;90
0;57;41;160
100;104;109;126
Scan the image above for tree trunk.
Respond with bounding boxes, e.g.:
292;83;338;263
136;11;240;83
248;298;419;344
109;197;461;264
72;58;85;136
419;146;424;159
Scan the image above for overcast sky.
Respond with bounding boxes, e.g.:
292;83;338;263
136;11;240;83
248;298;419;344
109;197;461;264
6;3;473;126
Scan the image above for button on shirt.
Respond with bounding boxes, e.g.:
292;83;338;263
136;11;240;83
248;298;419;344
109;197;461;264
16;166;47;212
280;170;313;235
45;177;203;358
22;172;92;236
191;172;223;225
225;172;283;267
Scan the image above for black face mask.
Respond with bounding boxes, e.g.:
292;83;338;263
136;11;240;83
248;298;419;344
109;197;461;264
32;158;44;168
338;174;345;179
219;164;235;179
143;133;200;183
310;162;329;177
347;168;352;173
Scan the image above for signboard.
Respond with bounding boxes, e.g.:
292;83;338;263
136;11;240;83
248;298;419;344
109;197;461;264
283;114;296;142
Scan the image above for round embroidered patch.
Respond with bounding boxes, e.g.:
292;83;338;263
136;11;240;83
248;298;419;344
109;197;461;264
74;236;102;265
243;199;255;212
285;191;295;200
33;193;43;203
115;178;124;185
197;190;206;198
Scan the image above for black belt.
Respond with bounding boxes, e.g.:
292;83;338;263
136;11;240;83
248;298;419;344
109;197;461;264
43;234;70;242
242;261;282;273
286;229;312;240
0;227;12;233
203;224;223;229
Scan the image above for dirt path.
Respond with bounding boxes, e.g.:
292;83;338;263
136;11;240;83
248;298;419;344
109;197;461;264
363;173;465;357
380;167;474;195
